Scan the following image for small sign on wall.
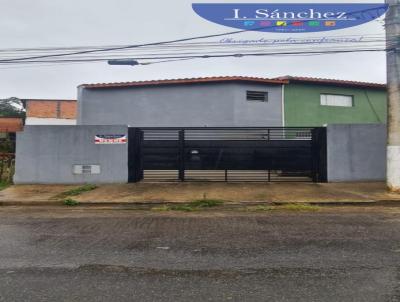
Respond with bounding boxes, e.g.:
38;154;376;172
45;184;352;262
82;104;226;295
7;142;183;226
95;134;127;144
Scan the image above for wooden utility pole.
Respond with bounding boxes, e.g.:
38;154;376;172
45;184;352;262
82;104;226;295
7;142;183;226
386;0;400;191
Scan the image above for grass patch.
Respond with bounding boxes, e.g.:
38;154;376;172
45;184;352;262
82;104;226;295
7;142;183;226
56;184;98;199
190;199;224;208
151;205;171;212
246;203;320;212
0;181;10;191
279;203;320;212
246;205;274;212
151;199;225;212
63;198;80;206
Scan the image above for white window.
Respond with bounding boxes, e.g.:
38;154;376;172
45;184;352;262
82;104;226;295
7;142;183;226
320;94;353;107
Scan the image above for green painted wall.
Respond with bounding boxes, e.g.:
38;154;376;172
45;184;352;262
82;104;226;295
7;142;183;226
284;83;387;127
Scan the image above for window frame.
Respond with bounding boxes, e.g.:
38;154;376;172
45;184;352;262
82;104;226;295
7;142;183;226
320;93;354;108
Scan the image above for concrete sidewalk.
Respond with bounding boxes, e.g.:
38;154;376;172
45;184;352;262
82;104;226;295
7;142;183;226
0;182;400;206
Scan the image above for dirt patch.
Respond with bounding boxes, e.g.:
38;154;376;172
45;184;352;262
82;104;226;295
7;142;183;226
0;185;81;202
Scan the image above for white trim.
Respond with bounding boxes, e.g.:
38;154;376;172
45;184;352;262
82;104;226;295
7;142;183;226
25;117;76;125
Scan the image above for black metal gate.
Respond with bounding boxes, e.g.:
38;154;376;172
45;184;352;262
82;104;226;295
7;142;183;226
128;127;327;183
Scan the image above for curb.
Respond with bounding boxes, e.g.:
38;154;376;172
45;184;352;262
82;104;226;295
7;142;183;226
0;200;400;207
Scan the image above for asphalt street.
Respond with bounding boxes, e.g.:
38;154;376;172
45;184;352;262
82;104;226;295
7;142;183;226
0;206;399;301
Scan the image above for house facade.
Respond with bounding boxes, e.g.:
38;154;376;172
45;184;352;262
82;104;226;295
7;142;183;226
77;76;387;128
78;77;286;127
0;117;24;153
14;76;388;184
279;76;387;127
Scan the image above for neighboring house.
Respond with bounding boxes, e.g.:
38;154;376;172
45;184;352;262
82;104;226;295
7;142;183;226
22;99;77;125
276;76;387;127
0;117;24;153
0;117;23;136
77;76;387;127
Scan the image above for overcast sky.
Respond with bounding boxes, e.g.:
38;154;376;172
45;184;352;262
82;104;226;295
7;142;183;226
0;0;387;99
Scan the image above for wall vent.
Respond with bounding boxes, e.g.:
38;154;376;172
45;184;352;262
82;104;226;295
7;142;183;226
246;91;268;102
73;165;101;175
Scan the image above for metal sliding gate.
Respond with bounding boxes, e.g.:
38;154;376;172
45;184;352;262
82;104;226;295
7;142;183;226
128;127;327;183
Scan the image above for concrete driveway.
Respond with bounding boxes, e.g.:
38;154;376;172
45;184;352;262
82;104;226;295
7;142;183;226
0;206;399;301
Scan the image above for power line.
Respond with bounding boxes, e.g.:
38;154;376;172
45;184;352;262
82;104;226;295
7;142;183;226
0;33;389;53
0;48;388;66
0;6;389;63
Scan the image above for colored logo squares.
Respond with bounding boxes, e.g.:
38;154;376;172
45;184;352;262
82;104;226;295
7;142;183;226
325;21;336;27
243;21;255;26
291;21;304;26
259;21;272;27
308;21;320;26
276;21;287;26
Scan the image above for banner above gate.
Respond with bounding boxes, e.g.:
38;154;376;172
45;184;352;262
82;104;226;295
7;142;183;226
192;3;388;33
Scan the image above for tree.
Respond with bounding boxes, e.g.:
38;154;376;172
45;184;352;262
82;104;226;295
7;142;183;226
0;97;25;118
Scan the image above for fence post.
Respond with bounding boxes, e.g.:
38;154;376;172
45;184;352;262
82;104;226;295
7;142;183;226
179;130;185;182
128;128;144;183
311;128;328;183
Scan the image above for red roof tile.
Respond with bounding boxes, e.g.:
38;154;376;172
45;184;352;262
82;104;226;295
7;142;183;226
80;76;289;89
274;76;386;89
80;76;387;90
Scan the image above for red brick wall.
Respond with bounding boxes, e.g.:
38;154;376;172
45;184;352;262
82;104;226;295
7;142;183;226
59;101;77;119
0;118;23;132
26;100;77;119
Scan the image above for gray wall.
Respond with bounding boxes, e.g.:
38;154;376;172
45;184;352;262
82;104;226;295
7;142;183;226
78;82;283;127
327;124;387;182
14;125;128;184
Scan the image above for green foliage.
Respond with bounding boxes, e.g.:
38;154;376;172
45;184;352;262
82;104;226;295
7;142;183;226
246;203;320;212
246;205;274;212
0;138;15;153
279;203;320;212
63;198;80;206
151;205;171;212
190;199;224;208
56;184;98;199
151;199;225;212
0;98;25;118
0;181;10;191
0;158;15;183
65;184;98;196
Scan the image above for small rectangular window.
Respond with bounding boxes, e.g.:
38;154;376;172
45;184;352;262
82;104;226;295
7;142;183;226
320;94;353;107
247;91;268;102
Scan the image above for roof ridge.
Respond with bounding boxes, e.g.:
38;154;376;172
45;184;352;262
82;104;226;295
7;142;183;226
80;76;288;88
275;75;386;86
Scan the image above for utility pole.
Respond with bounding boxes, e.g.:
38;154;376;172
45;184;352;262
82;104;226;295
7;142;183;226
386;0;400;191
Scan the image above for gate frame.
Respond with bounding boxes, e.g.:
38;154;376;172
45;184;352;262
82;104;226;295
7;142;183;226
128;127;327;183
